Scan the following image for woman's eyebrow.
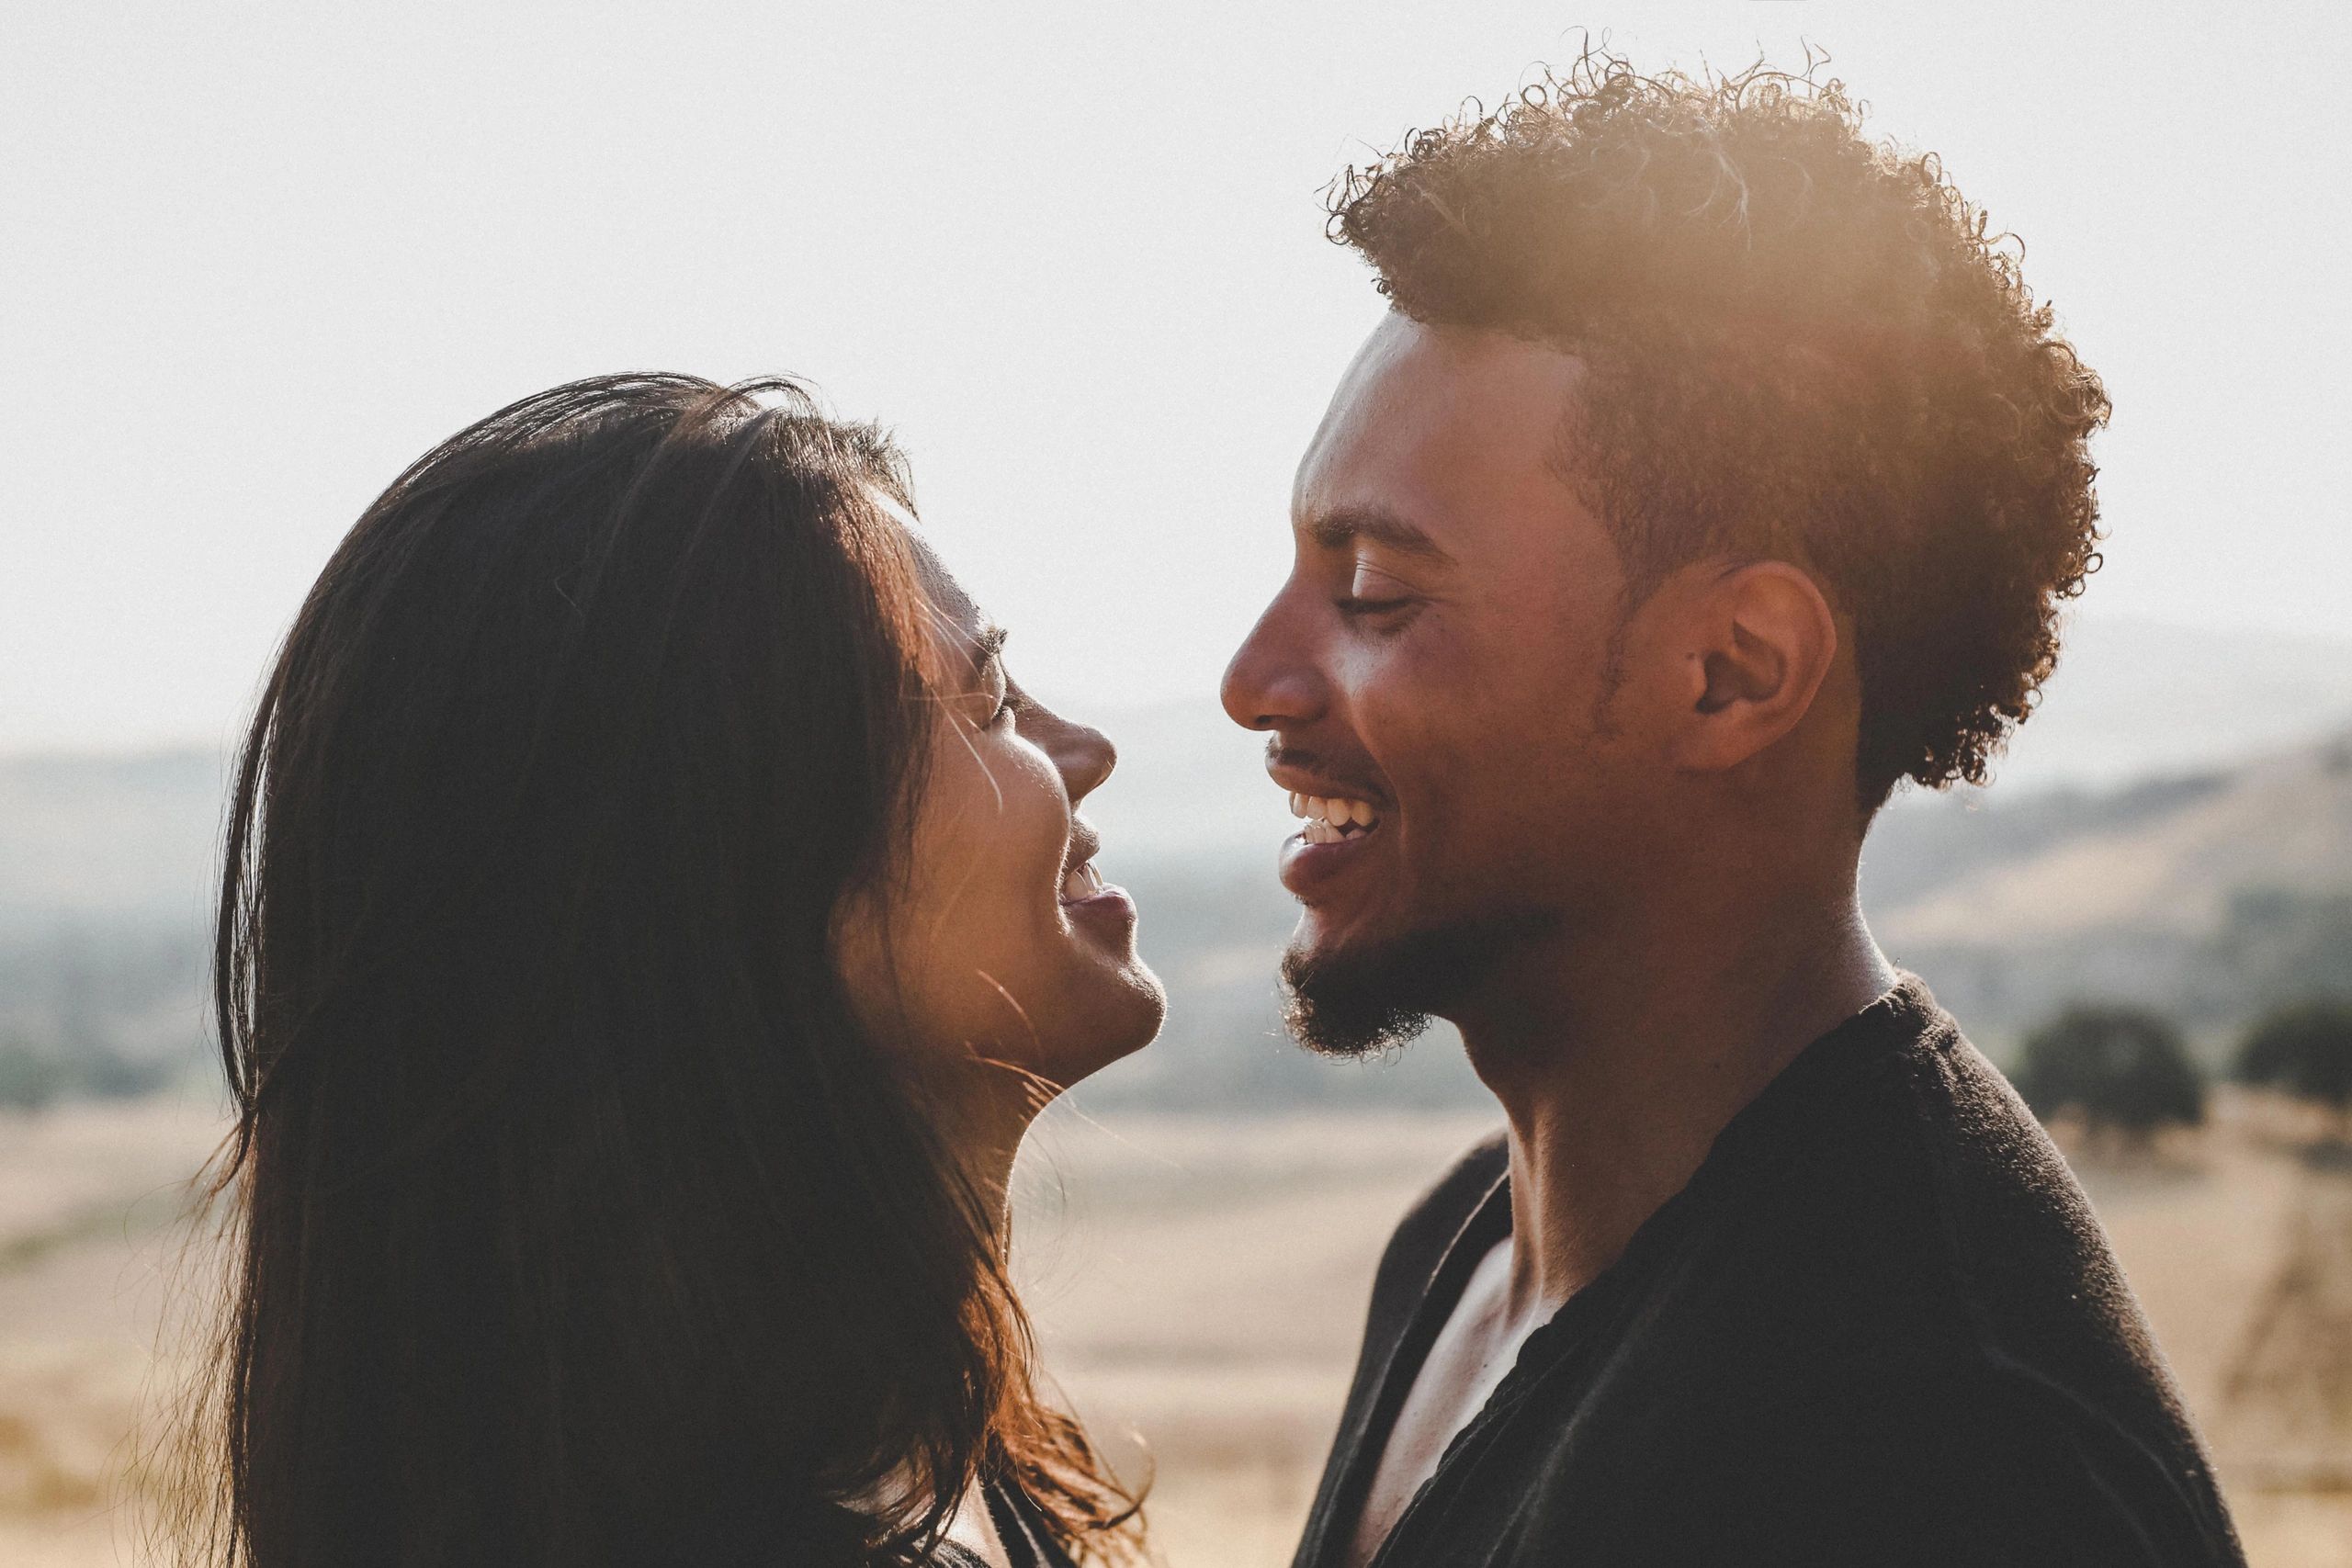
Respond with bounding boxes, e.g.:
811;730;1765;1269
967;624;1009;672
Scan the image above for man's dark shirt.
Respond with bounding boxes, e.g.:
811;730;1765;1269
1292;977;2245;1567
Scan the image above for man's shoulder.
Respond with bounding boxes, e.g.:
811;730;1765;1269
1723;981;2110;1302
1781;992;2151;1359
1562;984;2242;1558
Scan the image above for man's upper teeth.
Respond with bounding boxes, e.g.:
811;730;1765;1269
1288;794;1379;829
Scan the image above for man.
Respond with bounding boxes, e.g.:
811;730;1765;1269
1220;56;2244;1568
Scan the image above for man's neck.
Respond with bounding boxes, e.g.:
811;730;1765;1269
1454;882;1895;1323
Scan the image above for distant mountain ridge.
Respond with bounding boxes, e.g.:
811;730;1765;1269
1074;612;2352;865
1863;731;2352;1043
3;615;2347;1098
0;749;225;930
1878;739;2352;947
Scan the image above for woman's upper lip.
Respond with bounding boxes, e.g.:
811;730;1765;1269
1063;824;1102;874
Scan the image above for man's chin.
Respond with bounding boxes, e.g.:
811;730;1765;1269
1279;908;1549;1059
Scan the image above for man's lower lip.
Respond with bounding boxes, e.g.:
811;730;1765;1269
1278;826;1381;896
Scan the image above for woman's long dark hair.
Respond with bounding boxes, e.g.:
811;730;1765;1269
182;375;1136;1565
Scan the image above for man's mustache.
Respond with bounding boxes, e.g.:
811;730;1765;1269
1265;740;1390;806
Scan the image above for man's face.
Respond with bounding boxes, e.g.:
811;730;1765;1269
1221;314;1651;1052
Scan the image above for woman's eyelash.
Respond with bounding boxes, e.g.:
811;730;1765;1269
1335;594;1415;617
979;660;1015;724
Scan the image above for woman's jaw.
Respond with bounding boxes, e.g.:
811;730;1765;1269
837;516;1165;1129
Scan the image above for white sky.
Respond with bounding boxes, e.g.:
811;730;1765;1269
6;1;2347;752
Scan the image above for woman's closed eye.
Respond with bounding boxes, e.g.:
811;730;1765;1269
965;627;1013;728
984;663;1015;728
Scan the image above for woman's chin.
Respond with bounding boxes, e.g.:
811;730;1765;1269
1116;961;1170;1053
1031;962;1168;1091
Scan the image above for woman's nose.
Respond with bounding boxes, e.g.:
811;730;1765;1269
1059;720;1115;804
1024;695;1116;805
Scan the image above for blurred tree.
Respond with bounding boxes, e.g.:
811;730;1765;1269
2234;999;2352;1130
2013;1004;2206;1150
0;1035;64;1112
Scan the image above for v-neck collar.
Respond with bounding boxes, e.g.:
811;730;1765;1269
1332;979;1928;1568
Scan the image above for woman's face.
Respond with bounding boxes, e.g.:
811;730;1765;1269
837;515;1165;1102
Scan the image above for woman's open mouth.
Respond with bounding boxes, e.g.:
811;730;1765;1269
1057;827;1136;936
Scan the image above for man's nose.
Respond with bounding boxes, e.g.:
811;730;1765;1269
1221;593;1327;734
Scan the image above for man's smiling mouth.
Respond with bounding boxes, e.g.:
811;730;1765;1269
1291;792;1384;844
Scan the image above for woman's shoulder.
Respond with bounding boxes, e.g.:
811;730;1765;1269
983;1477;1080;1568
920;1479;1070;1568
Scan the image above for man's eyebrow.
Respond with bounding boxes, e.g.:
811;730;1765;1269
1302;507;1455;565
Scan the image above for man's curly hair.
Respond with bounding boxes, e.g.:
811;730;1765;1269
1328;50;2110;807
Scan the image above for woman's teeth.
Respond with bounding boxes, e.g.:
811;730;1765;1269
1059;862;1105;902
1288;793;1382;845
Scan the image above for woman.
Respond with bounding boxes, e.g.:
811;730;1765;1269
185;375;1165;1566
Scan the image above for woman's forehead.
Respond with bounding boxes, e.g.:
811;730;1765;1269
868;484;994;652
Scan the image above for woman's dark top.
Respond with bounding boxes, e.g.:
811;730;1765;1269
933;1481;1078;1568
1291;976;2246;1568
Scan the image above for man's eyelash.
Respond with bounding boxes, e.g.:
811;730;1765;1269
1335;594;1415;617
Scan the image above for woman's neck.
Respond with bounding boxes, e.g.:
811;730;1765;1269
929;1055;1055;1255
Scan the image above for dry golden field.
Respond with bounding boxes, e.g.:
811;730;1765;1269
2;1094;2347;1565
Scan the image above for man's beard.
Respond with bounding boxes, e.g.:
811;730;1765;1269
1279;908;1554;1058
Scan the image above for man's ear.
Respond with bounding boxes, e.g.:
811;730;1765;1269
1664;560;1839;773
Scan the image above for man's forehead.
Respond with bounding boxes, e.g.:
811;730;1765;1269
1294;315;1589;542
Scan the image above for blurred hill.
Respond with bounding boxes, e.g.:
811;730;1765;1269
1090;726;2352;1106
1078;613;2352;860
0;750;224;931
1869;735;2352;1048
1076;613;2352;1100
2;614;2348;1107
0;751;220;1089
